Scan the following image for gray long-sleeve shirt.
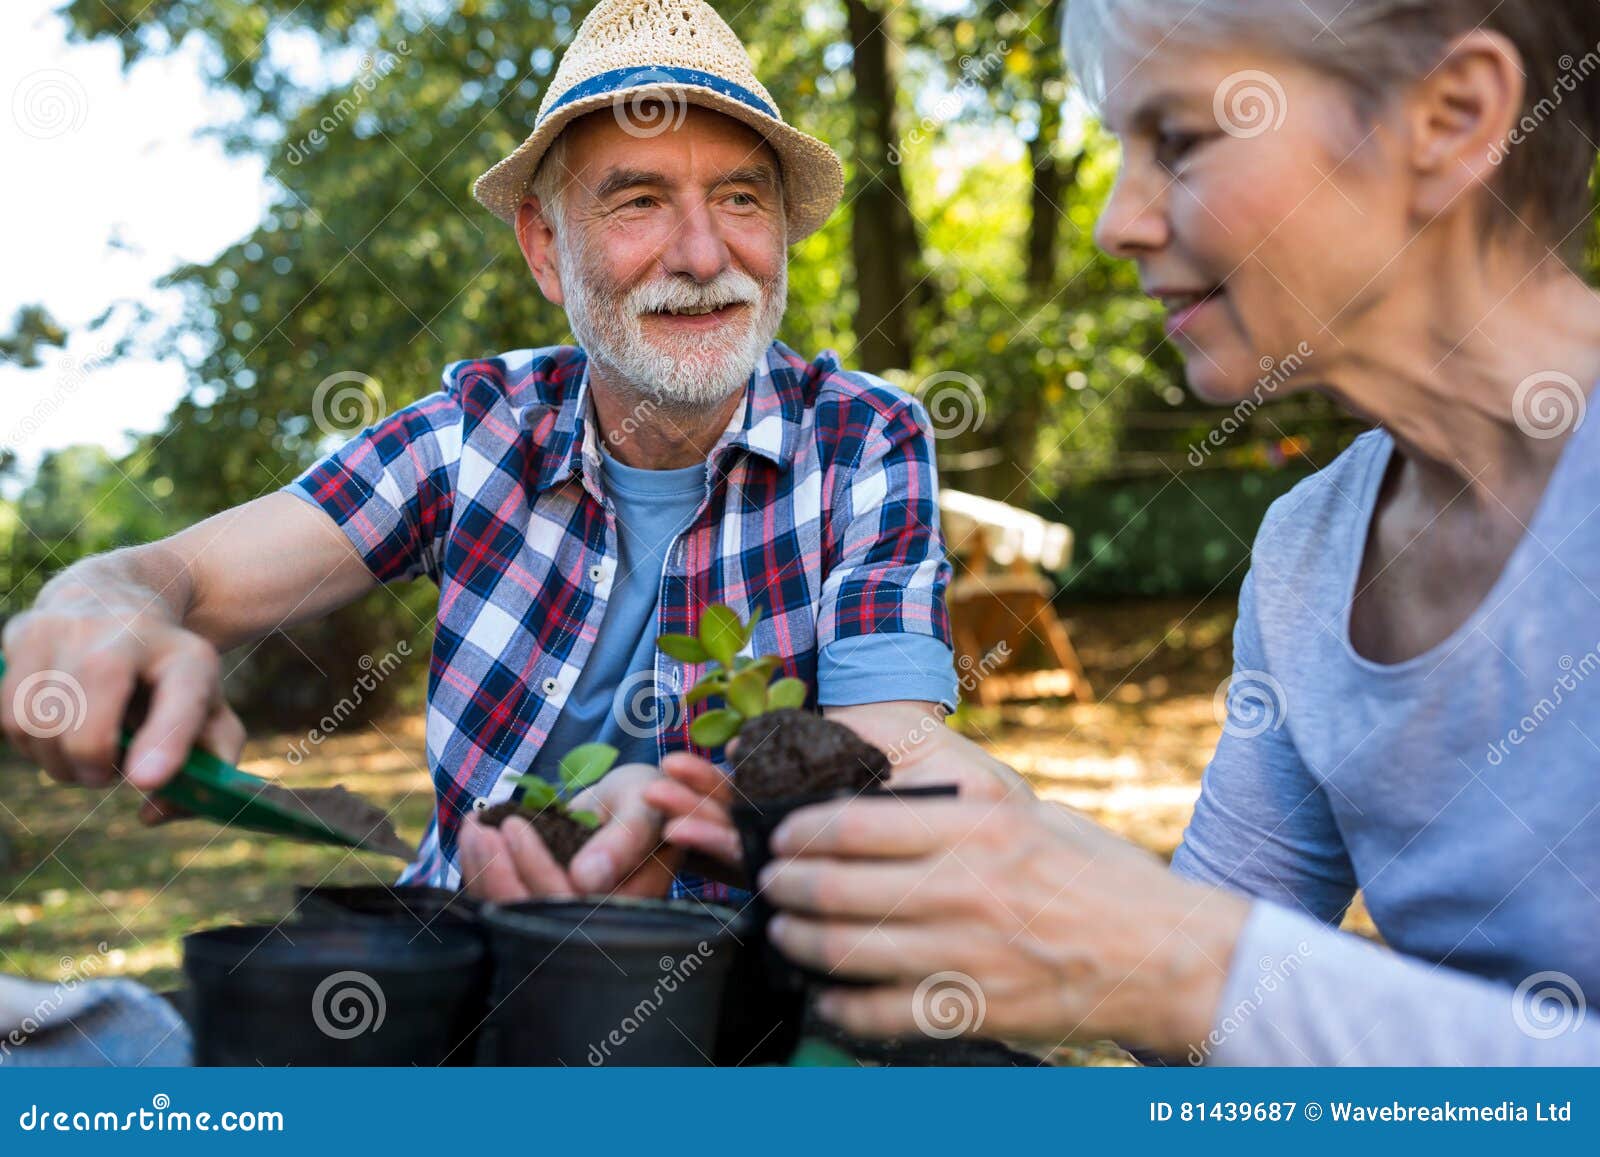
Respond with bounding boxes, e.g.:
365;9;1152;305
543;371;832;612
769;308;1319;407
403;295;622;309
1171;427;1600;1065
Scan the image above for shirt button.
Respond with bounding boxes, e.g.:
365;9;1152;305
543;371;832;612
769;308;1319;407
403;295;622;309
589;563;605;584
542;677;560;696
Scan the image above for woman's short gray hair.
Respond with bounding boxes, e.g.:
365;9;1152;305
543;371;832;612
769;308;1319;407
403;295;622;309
1065;0;1600;263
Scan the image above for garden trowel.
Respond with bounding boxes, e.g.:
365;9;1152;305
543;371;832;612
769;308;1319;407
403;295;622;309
0;655;415;860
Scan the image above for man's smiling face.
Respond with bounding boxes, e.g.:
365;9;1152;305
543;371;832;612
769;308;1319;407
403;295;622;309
518;104;789;409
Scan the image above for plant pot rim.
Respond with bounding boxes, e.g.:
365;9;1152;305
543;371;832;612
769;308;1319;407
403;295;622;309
481;895;742;949
183;922;484;972
730;781;958;819
293;883;482;915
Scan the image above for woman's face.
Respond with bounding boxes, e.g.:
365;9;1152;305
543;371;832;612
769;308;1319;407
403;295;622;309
1093;41;1415;403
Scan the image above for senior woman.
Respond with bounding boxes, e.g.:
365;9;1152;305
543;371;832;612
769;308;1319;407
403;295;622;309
650;0;1600;1064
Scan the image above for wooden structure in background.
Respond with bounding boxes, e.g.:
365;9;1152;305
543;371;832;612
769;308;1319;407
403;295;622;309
939;489;1093;705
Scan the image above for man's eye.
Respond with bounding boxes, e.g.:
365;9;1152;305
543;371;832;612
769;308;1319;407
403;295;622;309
626;195;657;209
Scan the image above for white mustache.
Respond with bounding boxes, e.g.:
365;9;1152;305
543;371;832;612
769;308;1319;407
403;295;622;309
626;271;762;316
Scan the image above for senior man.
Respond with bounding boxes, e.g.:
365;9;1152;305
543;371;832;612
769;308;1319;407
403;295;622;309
0;0;966;900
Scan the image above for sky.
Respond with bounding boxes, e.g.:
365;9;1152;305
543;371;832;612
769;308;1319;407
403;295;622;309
0;0;270;487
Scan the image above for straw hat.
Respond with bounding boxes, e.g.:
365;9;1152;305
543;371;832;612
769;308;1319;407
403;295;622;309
472;0;845;243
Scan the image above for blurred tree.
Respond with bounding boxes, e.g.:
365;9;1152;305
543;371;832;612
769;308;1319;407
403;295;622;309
0;305;69;369
24;0;1369;725
845;0;922;370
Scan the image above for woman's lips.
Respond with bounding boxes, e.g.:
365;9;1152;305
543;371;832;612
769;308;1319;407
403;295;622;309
1158;289;1225;338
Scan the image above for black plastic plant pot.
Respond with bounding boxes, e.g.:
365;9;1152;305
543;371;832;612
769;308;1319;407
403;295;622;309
478;897;741;1066
711;907;806;1066
183;923;488;1066
293;884;482;939
731;784;959;991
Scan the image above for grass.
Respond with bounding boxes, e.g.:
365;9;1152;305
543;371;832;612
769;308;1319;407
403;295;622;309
0;716;437;991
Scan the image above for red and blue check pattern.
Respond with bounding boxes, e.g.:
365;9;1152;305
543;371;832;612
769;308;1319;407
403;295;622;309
287;341;952;888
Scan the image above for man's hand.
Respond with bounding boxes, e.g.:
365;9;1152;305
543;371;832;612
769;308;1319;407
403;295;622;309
1;493;379;814
458;763;683;902
643;750;743;873
1;597;245;807
823;701;1032;802
645;702;1035;878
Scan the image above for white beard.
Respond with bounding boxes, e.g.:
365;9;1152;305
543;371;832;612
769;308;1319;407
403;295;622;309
558;237;787;410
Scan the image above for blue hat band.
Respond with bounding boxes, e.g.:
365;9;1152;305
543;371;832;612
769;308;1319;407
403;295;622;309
539;65;779;126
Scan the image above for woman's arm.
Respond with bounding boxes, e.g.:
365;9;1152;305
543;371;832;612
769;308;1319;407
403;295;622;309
1202;901;1600;1065
1170;569;1359;923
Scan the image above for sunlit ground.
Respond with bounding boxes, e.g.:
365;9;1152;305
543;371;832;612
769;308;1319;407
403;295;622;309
0;597;1372;1063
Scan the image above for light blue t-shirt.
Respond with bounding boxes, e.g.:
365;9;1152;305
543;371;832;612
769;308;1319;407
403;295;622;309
526;446;957;784
524;450;705;781
1176;425;1600;1064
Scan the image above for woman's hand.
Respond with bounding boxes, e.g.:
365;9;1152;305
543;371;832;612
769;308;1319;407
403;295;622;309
758;794;1250;1057
458;763;682;902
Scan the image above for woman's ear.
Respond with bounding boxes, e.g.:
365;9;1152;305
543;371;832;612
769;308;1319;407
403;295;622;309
1402;29;1526;225
516;196;566;307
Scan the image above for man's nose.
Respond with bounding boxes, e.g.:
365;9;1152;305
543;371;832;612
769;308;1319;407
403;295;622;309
660;200;733;282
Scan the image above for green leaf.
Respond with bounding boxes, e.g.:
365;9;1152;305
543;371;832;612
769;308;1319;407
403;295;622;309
690;708;743;748
685;678;727;706
726;668;769;718
697;605;743;666
729;654;779;678
507;777;560;809
567;809;602;831
658;633;709;663
767;677;808;710
559;743;619;795
742;604;764;646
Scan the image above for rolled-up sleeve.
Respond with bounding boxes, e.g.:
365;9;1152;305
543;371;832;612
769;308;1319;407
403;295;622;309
284;391;462;585
817;396;955;668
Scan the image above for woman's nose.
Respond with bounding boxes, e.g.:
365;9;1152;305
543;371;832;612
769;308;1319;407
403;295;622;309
1094;165;1170;259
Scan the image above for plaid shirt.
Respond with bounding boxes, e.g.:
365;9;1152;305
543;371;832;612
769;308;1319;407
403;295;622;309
288;340;953;887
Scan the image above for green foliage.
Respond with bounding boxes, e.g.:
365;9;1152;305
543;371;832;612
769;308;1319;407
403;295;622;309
668;605;803;748
505;741;619;830
3;0;1370;723
0;305;69;369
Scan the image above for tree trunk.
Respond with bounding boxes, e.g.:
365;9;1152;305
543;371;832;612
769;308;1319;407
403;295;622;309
846;0;918;372
1024;0;1068;301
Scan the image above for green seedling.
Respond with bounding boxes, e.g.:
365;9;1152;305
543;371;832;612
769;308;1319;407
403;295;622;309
658;605;807;748
504;741;619;830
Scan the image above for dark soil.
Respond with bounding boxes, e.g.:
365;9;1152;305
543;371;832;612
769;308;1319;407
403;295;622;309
476;802;596;867
731;709;890;803
256;782;416;861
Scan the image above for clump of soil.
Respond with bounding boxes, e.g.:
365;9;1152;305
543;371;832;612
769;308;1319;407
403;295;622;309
730;709;890;803
476;802;595;867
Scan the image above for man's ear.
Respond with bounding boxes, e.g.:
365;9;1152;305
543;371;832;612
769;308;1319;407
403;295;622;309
516;196;565;307
1402;29;1526;226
